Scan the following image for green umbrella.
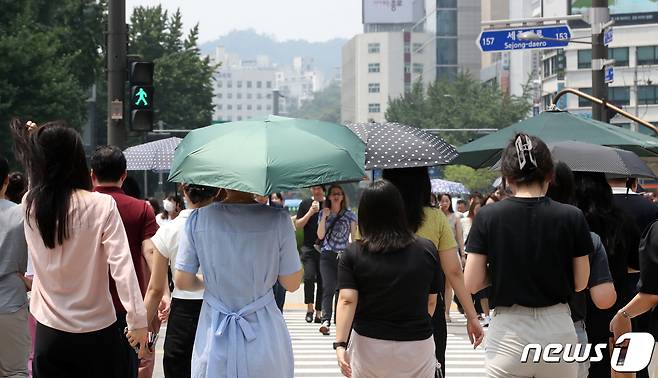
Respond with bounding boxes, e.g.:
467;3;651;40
168;115;366;195
453;110;658;168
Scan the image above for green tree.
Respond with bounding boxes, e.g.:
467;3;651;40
288;81;341;123
443;165;498;194
385;71;529;192
0;0;103;160
129;6;216;129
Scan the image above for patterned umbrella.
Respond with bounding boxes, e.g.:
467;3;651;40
430;178;470;195
123;137;182;172
345;122;458;169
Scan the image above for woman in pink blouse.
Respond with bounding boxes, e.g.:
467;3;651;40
11;119;148;378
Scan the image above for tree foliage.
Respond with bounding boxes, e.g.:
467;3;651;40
386;72;530;192
0;0;103;160
386;72;531;146
288;81;341;123
129;6;216;129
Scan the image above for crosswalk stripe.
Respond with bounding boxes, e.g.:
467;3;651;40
284;309;485;377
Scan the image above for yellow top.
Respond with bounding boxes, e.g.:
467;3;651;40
416;207;457;252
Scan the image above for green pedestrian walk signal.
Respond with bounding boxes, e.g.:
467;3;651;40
129;62;154;131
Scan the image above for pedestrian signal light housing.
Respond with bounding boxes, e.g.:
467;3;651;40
129;61;154;131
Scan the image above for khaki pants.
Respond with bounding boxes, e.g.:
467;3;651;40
0;305;30;377
485;303;578;378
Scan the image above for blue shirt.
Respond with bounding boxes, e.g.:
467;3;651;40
0;199;28;314
321;209;357;253
176;203;301;378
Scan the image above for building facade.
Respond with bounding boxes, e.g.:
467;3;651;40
341;31;436;123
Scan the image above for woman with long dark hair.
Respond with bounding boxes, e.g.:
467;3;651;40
334;180;440;377
464;134;591;377
382;167;483;376
10;119;148;377
317;184;357;335
573;171;639;377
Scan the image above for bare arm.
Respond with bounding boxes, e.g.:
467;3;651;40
454;218;465;256
428;294;437;316
573;255;590;292
590;282;616;310
350;221;358;242
464;252;489;295
294;211;313;229
335;289;358;342
279;269;303;292
142;242;170;324
317;215;327;240
610;292;658;340
174;269;204;292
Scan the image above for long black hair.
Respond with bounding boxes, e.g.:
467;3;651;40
358;180;415;253
546;161;575;205
382;167;431;233
11;119;92;248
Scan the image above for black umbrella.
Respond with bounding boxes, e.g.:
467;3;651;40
345;122;458;169
492;140;656;178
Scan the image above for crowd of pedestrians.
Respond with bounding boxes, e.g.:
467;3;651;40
3;117;658;378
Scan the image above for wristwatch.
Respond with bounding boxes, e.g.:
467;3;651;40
333;341;348;350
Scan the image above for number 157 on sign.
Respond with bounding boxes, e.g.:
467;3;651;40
481;37;494;46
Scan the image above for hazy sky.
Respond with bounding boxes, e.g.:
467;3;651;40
126;0;363;43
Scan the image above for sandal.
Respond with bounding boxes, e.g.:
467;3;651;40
305;312;313;323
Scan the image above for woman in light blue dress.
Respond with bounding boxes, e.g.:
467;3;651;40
174;189;303;378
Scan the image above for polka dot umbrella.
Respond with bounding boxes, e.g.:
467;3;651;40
344;122;458;169
123;137;182;172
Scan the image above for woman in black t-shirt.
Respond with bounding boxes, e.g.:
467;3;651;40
464;134;592;378
335;180;440;378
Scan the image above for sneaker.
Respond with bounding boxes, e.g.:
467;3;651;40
314;316;322;324
483;315;491;328
305;312;313;323
319;321;330;335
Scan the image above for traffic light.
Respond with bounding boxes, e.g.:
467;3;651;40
129;61;154;131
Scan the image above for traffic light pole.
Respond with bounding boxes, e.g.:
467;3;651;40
590;0;609;122
107;0;127;148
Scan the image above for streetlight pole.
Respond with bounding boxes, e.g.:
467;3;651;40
107;0;127;148
590;0;610;122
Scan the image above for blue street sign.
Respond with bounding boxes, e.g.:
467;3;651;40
604;27;613;46
477;25;572;52
605;65;614;83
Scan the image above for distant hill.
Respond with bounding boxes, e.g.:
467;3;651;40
199;29;347;77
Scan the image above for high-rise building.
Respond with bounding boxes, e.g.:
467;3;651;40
342;0;482;123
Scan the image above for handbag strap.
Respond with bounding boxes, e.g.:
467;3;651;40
324;209;346;243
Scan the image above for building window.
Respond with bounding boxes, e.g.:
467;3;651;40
368;83;380;93
266;104;272;111
257;105;262;110
404;82;411;93
257;93;262;99
437;38;457;65
404;63;411;74
257;81;262;88
608;86;630;106
368;63;380;73
368;43;380;53
637;46;658;65
578;88;593;107
266;81;272;89
237;81;242;88
226;116;232;121
266;93;272;99
437;10;457;36
227;81;233;88
413;63;423;74
227;104;233;110
577;49;592;69
217;93;223;99
368;103;380;113
638;85;658;105
237;116;242;121
217;81;223;88
237;93;242;99
237;104;242;110
247;104;252;110
247;93;252;99
404;42;410;54
413;43;423;53
610;47;629;67
217;104;223;110
247;81;252;88
227;93;233;99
